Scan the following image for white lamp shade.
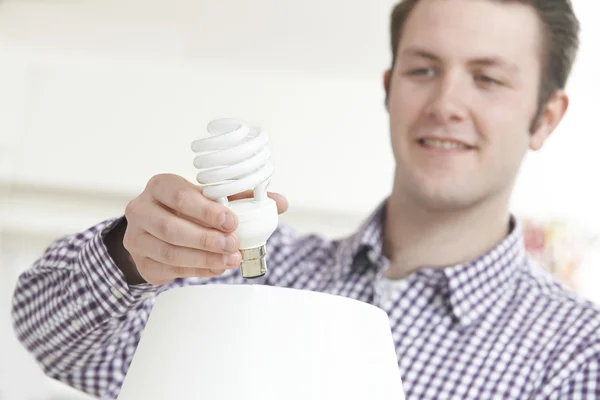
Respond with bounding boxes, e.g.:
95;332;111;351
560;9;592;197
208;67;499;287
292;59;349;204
117;284;404;400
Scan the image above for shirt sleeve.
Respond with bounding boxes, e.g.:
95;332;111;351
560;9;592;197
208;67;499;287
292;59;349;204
10;216;254;398
536;339;600;400
555;352;600;399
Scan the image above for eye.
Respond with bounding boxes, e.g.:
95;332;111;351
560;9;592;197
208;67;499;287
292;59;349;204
408;68;436;77
475;74;502;86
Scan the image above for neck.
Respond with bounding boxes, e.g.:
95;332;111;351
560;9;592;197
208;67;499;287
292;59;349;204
383;187;512;280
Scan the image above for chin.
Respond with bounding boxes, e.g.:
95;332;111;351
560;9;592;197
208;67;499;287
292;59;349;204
410;182;480;212
395;165;485;211
418;196;477;213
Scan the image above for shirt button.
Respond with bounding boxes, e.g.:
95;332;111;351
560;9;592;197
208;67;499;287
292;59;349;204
111;286;124;299
71;320;81;330
367;249;378;264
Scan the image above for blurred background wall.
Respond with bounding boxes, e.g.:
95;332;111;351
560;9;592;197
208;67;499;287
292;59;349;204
0;0;598;398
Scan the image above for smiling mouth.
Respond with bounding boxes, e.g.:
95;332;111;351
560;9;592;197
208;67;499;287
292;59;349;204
417;138;475;150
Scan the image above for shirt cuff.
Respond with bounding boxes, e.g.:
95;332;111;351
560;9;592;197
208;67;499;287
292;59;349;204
77;217;162;321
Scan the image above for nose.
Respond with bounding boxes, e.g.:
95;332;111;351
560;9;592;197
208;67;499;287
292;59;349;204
424;72;469;124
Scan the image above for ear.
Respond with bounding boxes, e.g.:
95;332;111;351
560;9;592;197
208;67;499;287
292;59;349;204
383;69;392;109
529;90;569;151
383;69;391;94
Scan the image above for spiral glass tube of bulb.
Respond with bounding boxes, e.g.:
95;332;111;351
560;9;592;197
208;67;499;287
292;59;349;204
191;118;279;278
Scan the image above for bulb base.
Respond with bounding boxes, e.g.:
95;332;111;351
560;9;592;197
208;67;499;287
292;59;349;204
240;245;267;279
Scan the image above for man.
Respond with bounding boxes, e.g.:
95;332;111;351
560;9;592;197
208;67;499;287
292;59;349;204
12;0;600;399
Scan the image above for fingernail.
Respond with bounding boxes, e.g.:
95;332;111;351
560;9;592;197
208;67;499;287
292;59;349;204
224;252;241;266
220;235;237;252
220;213;235;230
210;269;224;275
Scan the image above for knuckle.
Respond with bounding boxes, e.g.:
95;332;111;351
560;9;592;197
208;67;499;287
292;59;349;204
198;205;213;225
173;266;201;278
206;252;225;268
229;234;240;249
157;218;177;240
209;233;224;252
191;250;210;268
204;202;220;222
173;187;192;212
147;174;166;190
124;199;140;220
204;269;223;278
198;231;210;250
159;244;178;263
195;268;218;278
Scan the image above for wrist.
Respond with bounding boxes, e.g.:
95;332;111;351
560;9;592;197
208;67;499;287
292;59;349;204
102;217;146;285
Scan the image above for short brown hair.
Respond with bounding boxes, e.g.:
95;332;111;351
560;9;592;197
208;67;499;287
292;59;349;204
388;0;580;111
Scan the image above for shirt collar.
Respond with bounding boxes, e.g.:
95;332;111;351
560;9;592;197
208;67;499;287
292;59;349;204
336;199;388;275
442;218;527;326
337;200;528;327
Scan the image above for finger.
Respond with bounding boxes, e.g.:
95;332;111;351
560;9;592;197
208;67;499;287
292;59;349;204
132;201;240;253
227;189;255;202
129;232;242;269
227;190;289;214
134;256;225;285
268;192;289;214
146;174;238;232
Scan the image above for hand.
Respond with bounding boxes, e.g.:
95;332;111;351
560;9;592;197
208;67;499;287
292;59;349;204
121;173;288;285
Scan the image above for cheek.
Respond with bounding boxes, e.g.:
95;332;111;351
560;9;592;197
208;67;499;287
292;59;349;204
388;82;424;128
388;88;423;158
473;90;534;139
474;94;532;170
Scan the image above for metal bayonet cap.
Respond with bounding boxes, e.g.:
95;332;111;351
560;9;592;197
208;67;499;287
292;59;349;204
239;245;267;279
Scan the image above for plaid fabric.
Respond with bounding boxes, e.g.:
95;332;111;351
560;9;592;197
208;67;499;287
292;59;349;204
11;202;600;399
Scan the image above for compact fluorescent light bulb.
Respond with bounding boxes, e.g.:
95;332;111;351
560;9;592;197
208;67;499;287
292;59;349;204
191;118;278;279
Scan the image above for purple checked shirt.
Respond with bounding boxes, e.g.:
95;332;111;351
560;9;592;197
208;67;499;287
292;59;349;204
11;202;600;399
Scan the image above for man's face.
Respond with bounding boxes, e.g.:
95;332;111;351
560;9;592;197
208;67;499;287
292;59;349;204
386;0;561;212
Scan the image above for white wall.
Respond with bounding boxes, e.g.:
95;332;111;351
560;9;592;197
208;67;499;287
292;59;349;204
1;0;599;228
0;0;599;399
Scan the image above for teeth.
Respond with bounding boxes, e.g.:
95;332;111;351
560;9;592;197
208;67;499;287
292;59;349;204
421;139;468;149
